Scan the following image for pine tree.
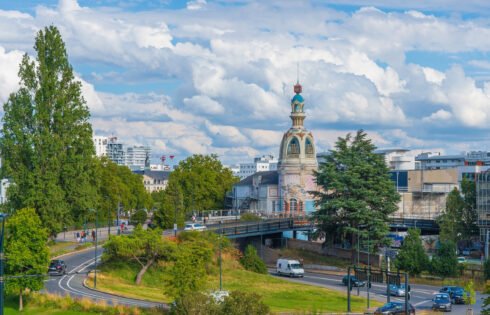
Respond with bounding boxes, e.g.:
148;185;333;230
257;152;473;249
313;130;400;257
438;188;464;243
395;228;429;276
0;26;96;236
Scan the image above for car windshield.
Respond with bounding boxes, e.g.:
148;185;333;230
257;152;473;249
290;263;302;269
453;288;464;294
185;225;192;228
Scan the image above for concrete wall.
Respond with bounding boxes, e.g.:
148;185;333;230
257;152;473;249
286;238;383;268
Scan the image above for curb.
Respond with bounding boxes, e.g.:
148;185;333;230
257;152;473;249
81;275;168;309
52;245;96;260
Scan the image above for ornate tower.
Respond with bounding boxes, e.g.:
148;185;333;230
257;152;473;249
277;82;318;215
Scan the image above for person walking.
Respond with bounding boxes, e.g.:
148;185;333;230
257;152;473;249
76;231;80;243
91;230;96;242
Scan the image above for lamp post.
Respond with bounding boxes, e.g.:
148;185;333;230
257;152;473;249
219;220;223;291
89;208;98;289
0;213;7;315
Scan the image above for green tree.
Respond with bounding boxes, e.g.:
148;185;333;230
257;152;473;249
312;130;400;256
0;26;96;236
220;291;270;315
438;188;465;243
5;208;50;310
164;239;213;298
240;245;267;274
103;225;175;284
464;280;476;313
130;209;148;226
484;259;490;280
460;178;479;238
395;228;429;276
154;154;238;229
431;241;458;278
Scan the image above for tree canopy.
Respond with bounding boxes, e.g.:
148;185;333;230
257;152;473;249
430;241;458;278
312;130;400;254
395;228;429;276
0;26;96;236
153;154;238;228
5;208;50;310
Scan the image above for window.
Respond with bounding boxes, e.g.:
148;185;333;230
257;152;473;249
290;198;297;212
305;138;314;155
287;137;300;156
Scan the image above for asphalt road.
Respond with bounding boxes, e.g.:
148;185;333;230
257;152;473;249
271;271;486;314
44;248;165;309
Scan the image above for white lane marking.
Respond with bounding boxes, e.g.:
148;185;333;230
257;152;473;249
414;299;432;306
57;255;156;307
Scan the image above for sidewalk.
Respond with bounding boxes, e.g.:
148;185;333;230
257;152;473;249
55;225;135;243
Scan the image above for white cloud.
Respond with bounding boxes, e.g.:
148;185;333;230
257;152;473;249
183;94;225;115
422;109;452;122
0;46;23;103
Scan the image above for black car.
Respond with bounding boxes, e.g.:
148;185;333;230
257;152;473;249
439;286;468;304
341;275;365;287
48;259;67;275
374;302;416;315
432;293;452;312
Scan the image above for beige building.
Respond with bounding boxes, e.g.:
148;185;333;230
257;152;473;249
133;170;171;193
394;169;458;220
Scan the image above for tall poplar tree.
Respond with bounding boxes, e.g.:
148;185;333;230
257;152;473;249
0;26;96;236
313;130;400;257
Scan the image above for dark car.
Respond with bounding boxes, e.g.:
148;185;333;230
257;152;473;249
440;286;468;304
374;302;415;315
432;293;452;312
48;259;67;275
342;275;365;287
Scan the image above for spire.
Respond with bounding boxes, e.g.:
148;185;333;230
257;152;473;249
294;62;302;94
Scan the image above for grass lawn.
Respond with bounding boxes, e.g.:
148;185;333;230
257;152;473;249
4;295;98;315
90;254;380;313
49;241;93;258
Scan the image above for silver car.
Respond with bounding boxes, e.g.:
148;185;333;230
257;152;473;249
389;284;409;297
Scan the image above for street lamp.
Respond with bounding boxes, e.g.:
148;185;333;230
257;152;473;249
219;220;223;291
0;213;7;315
89;208;98;289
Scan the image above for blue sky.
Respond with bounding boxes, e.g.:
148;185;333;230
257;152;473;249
1;0;490;165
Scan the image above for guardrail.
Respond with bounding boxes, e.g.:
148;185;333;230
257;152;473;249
206;218;314;238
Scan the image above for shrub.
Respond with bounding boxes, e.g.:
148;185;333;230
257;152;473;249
240;213;262;222
240;245;267;274
130;209;148;226
484;259;490;280
170;291;220;315
220;291;270;315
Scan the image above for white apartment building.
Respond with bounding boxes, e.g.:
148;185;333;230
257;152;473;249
106;137;126;165
232;155;278;179
93;136;108;157
126;146;151;170
0;178;9;204
375;149;427;171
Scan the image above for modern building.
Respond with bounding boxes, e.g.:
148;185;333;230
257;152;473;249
376;149;428;171
415;151;490;170
106;136;126;165
93;135;108;157
126;146;151;170
133;169;171;193
231;81;318;215
0;178;9;204
476;171;490;246
232;155;278;179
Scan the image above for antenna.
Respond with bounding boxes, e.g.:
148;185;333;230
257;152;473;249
296;62;299;84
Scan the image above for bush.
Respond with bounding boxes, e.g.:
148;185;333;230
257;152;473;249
485;259;490;280
170;291;220;315
221;291;270;315
240;213;262;222
240;245;267;274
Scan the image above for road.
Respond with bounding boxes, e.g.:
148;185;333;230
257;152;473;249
44;247;486;314
44;248;165;309
271;271;486;314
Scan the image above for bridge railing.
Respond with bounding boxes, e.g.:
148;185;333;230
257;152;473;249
205;217;313;237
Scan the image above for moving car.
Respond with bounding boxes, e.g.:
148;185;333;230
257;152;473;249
440;286;468;304
374;302;415;315
48;259;67;275
457;256;467;264
276;258;304;277
184;223;206;231
341;275;365;287
432;293;452;312
389;284;410;297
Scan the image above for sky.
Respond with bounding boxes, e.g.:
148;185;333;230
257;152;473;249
2;0;490;166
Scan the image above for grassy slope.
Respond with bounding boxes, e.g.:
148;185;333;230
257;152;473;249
91;253;380;313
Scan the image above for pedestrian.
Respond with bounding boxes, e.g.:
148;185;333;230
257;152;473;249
91;230;96;242
76;232;80;243
192;215;196;223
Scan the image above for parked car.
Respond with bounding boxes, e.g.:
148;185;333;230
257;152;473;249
342;275;365;287
276;258;304;277
439;286;468;304
432;293;452;312
457;256;467;264
374;302;415;315
48;259;67;275
184;223;207;231
389;284;410;297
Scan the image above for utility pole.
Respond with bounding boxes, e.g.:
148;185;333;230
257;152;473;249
219;220;223;291
94;209;98;289
367;231;370;309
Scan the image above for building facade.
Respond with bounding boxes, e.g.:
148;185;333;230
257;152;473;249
415;151;490;170
232;155;278;179
133;170;171;193
231;82;317;215
93;135;108;157
126;146;151;170
106;136;126;165
477;171;490;244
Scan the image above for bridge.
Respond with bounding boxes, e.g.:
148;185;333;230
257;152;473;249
206;218;313;239
204;216;439;239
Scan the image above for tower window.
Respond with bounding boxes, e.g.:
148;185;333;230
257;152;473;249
287;137;300;156
290;198;297;213
305;138;314;155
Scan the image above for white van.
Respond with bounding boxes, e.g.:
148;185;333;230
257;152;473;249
276;258;304;277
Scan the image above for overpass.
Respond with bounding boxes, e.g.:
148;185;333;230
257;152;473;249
204;216;439;239
206;218;313;239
